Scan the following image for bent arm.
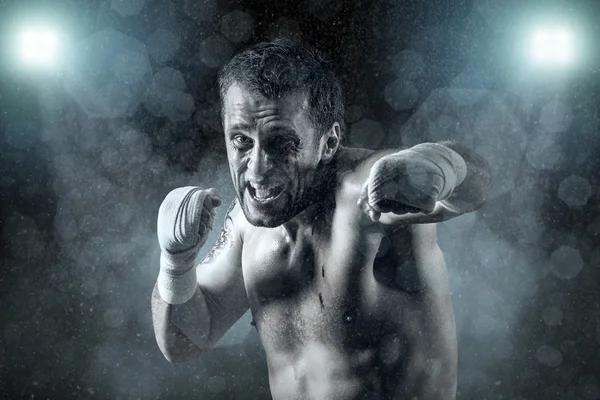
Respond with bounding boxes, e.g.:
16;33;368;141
151;200;248;363
151;282;207;363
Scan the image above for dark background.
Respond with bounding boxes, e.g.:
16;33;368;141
1;0;599;398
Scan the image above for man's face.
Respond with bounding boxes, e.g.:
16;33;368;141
222;83;326;228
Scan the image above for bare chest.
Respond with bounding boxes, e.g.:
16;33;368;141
240;207;393;353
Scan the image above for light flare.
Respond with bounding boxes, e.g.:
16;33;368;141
529;26;575;66
17;26;62;68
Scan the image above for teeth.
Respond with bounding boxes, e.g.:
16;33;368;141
250;182;280;191
249;183;283;200
255;189;274;199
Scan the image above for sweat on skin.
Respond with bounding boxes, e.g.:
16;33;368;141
152;48;491;400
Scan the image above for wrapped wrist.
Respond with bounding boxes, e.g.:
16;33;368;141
157;250;198;305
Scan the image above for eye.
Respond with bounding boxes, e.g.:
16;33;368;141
232;135;253;149
270;136;298;153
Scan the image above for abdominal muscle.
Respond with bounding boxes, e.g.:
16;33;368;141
249;266;457;400
257;288;456;400
250;279;385;400
266;340;379;400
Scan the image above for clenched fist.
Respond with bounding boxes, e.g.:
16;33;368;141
157;186;222;304
157;187;222;255
358;143;467;222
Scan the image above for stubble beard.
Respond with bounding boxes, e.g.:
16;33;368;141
235;160;336;228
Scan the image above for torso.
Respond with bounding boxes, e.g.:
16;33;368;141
238;150;458;400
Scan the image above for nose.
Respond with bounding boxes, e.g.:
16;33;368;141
247;145;274;180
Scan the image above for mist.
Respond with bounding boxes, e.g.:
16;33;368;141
1;0;599;399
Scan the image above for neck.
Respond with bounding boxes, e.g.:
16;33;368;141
280;160;338;237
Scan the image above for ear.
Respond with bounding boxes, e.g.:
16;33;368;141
320;122;341;163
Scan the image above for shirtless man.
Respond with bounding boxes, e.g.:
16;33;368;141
152;40;491;400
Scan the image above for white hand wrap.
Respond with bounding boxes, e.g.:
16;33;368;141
409;142;467;201
157;187;210;305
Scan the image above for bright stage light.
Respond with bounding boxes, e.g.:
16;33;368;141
17;26;62;68
529;26;575;66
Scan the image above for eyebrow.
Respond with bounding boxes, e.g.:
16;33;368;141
228;123;253;132
228;124;299;139
264;126;298;137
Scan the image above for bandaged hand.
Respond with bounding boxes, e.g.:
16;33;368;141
157;186;221;304
358;143;467;221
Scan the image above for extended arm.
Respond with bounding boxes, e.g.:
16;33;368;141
351;141;491;226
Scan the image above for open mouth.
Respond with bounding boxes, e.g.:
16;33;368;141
247;183;285;202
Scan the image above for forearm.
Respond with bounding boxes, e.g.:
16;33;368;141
151;282;211;363
437;140;492;213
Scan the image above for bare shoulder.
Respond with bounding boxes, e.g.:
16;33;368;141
334;146;376;168
336;147;398;185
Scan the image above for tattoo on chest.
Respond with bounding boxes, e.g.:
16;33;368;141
201;199;236;264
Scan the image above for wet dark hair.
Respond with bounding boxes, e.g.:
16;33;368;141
218;39;345;138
